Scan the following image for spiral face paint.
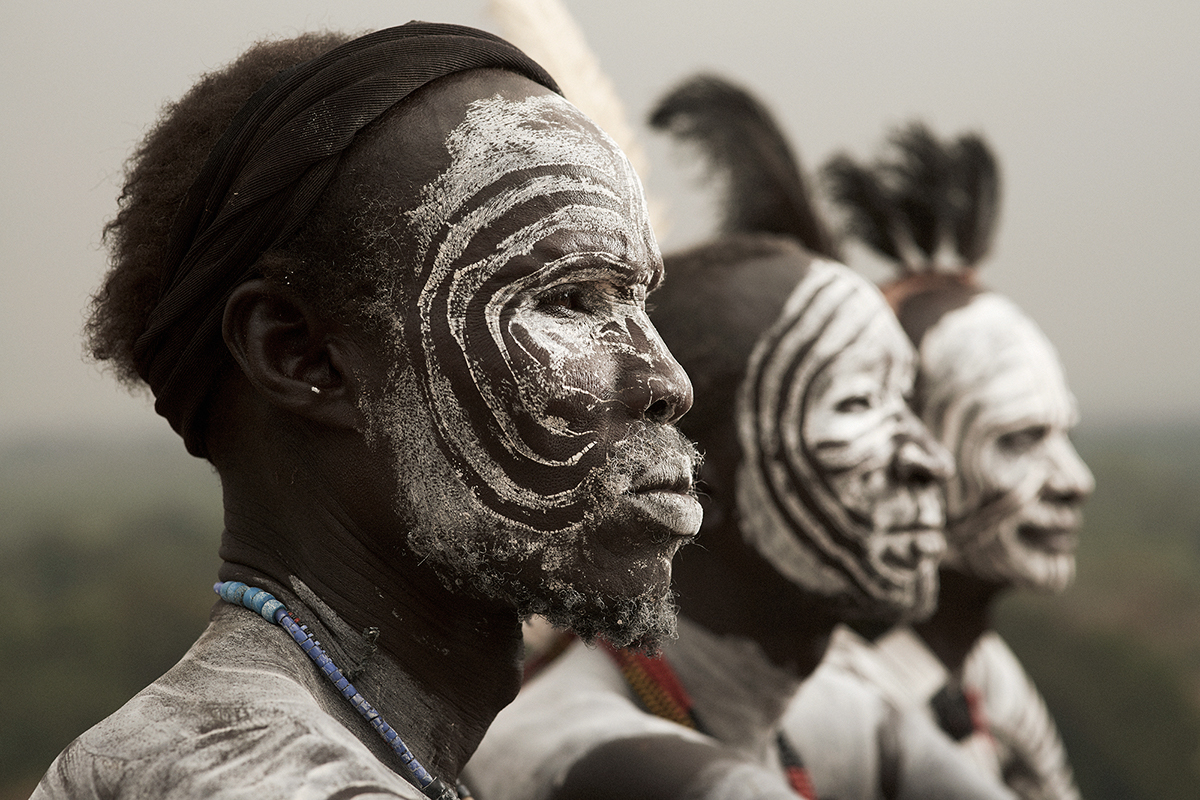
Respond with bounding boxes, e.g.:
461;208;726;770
917;293;1094;592
736;262;951;619
365;87;701;647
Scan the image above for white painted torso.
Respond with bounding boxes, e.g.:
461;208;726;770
464;616;800;800
784;624;1078;800
32;603;425;800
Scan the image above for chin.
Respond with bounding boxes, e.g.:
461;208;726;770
519;572;680;652
826;572;933;624
496;522;687;651
1008;550;1076;593
950;524;1077;594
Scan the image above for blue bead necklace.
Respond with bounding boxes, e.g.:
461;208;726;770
214;581;469;800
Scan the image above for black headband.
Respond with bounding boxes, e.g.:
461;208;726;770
130;21;560;457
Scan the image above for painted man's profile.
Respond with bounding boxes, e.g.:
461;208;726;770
34;22;701;800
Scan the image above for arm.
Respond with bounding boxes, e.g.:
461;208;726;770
967;634;1081;800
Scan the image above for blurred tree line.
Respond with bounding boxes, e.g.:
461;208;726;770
1;426;1198;798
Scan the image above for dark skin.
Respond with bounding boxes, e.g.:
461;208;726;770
553;245;950;800
205;69;693;785
910;568;1005;677
213;276;525;781
555;434;839;800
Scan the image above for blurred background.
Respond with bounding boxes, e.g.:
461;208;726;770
1;1;1197;797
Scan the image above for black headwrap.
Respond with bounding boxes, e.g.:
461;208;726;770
130;21;560;457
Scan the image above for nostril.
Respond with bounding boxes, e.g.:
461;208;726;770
1045;484;1085;505
903;462;936;487
644;399;672;424
892;440;940;486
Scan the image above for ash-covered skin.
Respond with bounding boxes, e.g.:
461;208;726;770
917;293;1094;592
736;261;952;619
363;92;702;648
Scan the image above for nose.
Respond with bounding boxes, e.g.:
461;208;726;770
621;319;694;425
892;412;955;486
1042;435;1094;505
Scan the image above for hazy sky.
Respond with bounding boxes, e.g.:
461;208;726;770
2;0;1196;443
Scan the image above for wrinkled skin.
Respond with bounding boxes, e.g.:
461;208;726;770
737;261;952;620
360;81;702;647
917;292;1094;591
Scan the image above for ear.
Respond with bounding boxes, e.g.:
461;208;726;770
222;279;365;430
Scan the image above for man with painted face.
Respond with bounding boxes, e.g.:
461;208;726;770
782;125;1094;800
463;76;958;800
34;23;702;800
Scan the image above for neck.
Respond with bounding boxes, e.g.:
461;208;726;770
670;507;838;680
662;615;803;758
910;567;1005;676
214;436;523;783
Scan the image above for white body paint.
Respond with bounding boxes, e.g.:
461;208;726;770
368;89;699;645
918;293;1094;591
32;602;427;800
406;92;655;515
782;624;1079;799
464;617;802;800
736;260;949;616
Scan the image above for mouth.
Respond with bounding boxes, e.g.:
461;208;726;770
1018;524;1078;554
879;526;946;571
626;456;702;538
629;454;695;494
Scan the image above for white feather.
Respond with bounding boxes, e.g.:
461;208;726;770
488;0;667;233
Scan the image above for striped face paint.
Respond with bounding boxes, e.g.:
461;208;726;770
367;87;700;647
917;293;1094;592
736;262;951;619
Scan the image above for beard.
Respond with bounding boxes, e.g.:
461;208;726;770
366;371;700;651
508;574;681;652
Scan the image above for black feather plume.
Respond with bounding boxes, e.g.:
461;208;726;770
821;122;1002;273
885;123;959;263
648;74;838;259
952;134;1001;264
823;155;905;265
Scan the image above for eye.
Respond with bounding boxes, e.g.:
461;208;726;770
997;425;1049;452
835;395;872;413
537;285;587;315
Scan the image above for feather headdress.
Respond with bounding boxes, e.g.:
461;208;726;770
824;122;1000;276
487;0;661;229
648;74;839;260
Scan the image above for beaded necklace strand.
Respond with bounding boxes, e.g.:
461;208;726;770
601;641;817;799
214;581;471;800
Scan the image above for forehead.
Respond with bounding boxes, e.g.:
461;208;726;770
777;261;900;359
924;293;1077;428
830;291;912;367
405;84;659;285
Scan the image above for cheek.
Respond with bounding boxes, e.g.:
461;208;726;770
806;410;896;474
504;315;627;431
975;445;1033;496
807;414;900;520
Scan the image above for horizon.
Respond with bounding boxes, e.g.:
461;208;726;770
3;0;1197;441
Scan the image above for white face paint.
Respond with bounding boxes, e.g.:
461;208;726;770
917;293;1094;591
366;89;700;647
736;261;951;619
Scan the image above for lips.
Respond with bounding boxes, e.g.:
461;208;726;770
1018;524;1078;554
878;527;946;571
626;455;702;539
630;459;694;494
